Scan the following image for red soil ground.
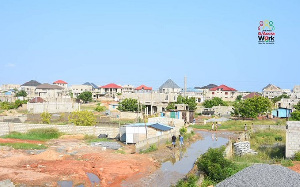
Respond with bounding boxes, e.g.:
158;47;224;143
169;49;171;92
0;138;44;144
0;137;158;186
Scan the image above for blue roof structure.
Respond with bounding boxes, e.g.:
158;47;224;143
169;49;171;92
125;123;173;131
150;123;173;131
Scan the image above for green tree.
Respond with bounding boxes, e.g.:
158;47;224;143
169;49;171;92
77;91;92;103
203;97;228;108
176;95;197;111
68;110;96;126
290;101;300;121
232;96;272;118
166;102;175;110
15;90;27;97
117;98;144;112
294;101;300;111
41;112;52;124
14;99;27;108
236;95;242;101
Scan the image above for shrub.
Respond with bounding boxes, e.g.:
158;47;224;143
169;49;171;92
41;112;52;124
196;146;239;182
140;144;158;153
281;159;294;167
68;110;96;126
294;151;300;161
291;110;300;121
95;104;106;112
274;136;283;141
180;127;187;135
176;174;199;187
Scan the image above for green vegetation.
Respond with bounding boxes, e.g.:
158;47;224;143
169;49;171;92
0;142;47;149
94;103;106;112
177;95;197;111
118;98;145;112
203;97;228;108
0;99;27;110
196;146;247;184
294;151;300;161
281;159;293;167
77;91;93;103
290;101;300;121
140;144;158;153
179;127;187;135
15;90;28;97
83;135;112;143
232;96;272;118
68;110;96;126
166;102;175;110
41;112;52;124
291;111;300;121
236;95;243;101
175;174;199;187
3;128;61;141
231;129;288;166
167;95;198;111
272;94;290;104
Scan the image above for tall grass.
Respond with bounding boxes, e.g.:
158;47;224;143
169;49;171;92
140;144;158;153
3;128;61;141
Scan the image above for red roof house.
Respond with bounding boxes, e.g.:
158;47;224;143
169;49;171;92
29;97;45;103
135;85;152;90
101;83;122;89
53;80;68;84
210;85;237;91
243;92;261;99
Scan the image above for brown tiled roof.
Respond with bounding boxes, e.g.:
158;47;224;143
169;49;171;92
29;97;45;103
243;92;261;99
36;83;63;89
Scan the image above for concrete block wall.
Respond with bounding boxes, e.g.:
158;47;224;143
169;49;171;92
251;125;285;133
0;122;119;138
286;121;300;158
135;129;177;152
234;141;251;156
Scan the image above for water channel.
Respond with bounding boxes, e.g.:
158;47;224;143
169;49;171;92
123;130;234;187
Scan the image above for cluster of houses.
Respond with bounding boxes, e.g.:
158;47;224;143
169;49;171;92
1;79;299;118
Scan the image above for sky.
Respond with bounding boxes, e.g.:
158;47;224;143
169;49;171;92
0;0;299;92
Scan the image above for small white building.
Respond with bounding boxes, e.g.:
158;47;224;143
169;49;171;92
121;123;173;143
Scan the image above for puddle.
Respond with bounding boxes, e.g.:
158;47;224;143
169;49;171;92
57;181;73;187
87;172;101;185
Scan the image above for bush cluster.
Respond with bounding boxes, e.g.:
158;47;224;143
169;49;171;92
68;110;96;126
196;146;241;183
0;100;27;110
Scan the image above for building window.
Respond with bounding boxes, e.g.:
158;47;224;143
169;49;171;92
225;92;228;95
212;92;214;95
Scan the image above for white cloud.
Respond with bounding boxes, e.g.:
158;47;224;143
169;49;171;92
6;63;16;67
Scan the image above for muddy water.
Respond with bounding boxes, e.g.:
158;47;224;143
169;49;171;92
123;130;233;187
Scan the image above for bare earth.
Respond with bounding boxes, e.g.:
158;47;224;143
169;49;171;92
0;136;158;186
